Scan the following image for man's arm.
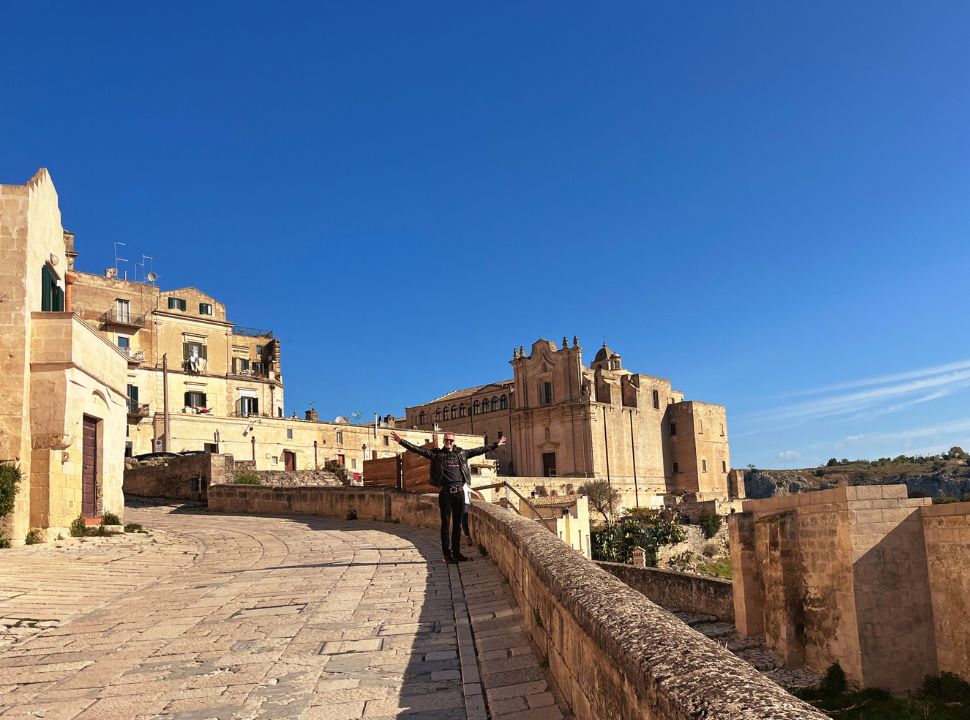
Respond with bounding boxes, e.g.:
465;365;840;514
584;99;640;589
390;431;434;459
465;435;507;459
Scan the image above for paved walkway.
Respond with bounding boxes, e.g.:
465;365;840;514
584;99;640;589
0;502;566;720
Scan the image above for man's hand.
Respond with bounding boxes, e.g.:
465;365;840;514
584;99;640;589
497;436;508;447
390;431;402;443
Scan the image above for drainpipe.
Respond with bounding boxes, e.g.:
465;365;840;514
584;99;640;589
629;409;639;508
313;440;318;469
162;353;170;452
251;435;256;463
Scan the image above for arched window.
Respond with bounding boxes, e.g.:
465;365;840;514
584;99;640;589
443;406;450;420
491;396;498;412
451;405;457;419
419;410;425;425
435;408;441;422
480;400;488;414
459;404;466;417
500;394;508;410
473;400;480;415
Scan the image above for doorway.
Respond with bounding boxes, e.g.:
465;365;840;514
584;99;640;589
282;450;296;471
82;416;98;516
542;452;557;478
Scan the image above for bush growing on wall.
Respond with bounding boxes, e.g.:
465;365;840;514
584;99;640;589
591;513;687;565
0;464;21;518
698;510;722;539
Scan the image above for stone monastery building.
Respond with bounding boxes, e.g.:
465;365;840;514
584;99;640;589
406;337;737;506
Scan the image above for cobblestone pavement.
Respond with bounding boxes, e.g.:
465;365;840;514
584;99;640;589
0;503;567;720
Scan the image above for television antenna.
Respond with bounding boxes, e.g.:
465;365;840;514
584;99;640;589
113;242;128;279
350;410;362;423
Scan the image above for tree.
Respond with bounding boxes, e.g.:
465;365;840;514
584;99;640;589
579;480;621;525
826;458;839;467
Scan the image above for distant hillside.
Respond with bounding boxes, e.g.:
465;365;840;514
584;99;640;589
745;450;970;500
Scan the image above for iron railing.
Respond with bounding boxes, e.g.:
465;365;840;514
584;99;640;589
101;310;146;328
120;347;145;363
232;326;273;338
127;402;150;417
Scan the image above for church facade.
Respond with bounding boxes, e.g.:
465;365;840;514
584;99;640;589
405;337;736;505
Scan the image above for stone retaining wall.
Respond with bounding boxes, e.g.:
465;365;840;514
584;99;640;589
922;501;970;681
224;468;342;487
123;453;231;501
206;484;824;719
596;561;734;622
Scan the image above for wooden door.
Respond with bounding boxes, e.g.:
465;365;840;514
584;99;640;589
82;416;97;516
542;452;557;478
282;450;296;471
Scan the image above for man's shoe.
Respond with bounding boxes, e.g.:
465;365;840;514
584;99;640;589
443;553;453;564
454;553;471;562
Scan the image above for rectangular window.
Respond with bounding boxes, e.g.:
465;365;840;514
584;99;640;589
168;297;187;311
287;429;293;439
183;341;208;360
702;459;708;472
127;384;139;414
652;389;660;409
115;299;130;323
117;336;130;350
670;422;677;437
722;461;727;473
232;357;250;374
699;419;704;434
41;265;64;312
673;462;680;473
351;459;357;469
336;431;343;444
272;456;279;465
199;302;213;315
238;396;258;417
184;391;207;408
541;381;553;404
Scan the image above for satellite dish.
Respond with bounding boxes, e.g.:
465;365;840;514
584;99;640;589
335;416;348;424
105;268;118;278
146;272;158;282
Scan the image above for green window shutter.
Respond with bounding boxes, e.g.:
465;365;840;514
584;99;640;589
252;398;259;415
200;393;207;407
41;266;52;311
128;385;139;404
184;391;191;406
168;297;176;310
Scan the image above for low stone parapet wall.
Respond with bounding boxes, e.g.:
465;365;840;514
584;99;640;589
596;561;734;622
224;468;341;487
206;484;824;719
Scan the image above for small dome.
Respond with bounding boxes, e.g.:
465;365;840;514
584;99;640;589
594;342;617;363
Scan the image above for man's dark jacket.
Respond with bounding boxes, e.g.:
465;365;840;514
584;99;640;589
397;439;499;487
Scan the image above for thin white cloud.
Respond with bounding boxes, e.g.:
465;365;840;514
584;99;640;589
745;370;970;425
780;358;970;398
776;450;801;461
844;434;864;442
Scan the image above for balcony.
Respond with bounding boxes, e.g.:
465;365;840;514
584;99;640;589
127;402;150;418
229;367;269;379
232;326;273;338
101;309;147;329
119;347;145;364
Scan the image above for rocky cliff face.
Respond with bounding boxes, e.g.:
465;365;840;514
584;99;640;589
745;467;970;500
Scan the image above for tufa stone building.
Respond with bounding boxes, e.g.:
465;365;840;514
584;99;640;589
406;337;739;507
0;170;128;543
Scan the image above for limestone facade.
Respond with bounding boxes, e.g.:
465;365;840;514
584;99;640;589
0;170;128;543
406;337;735;507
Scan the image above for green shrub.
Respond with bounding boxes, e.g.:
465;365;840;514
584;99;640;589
233;473;261;485
933;495;959;504
101;512;121;526
95;525;109;536
0;464;22;518
124;523;145;533
920;672;970;703
0;531;9;549
962;493;970;503
698;510;722;539
346;508;357;520
591;514;687;564
24;529;42;545
69;515;87;537
820;662;847;694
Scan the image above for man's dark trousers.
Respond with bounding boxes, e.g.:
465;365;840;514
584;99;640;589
438;489;464;558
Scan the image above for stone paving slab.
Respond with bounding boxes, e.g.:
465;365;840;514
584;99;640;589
0;502;568;720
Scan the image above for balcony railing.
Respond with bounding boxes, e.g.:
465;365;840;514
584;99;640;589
127;402;150;417
101;310;146;328
119;347;145;363
229;368;269;379
232;326;273;338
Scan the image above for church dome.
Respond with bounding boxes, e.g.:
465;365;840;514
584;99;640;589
594;343;616;363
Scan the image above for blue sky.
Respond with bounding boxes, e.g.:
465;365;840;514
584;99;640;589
3;2;969;468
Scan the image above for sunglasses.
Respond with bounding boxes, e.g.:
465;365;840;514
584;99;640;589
444;438;455;443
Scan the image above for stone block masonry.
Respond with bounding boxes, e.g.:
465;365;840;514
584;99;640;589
730;484;970;694
596;561;734;622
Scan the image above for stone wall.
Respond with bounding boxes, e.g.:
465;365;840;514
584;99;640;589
730;485;938;693
124;453;230;501
224;468;342;487
596;561;734;622
206;485;824;718
922;501;970;681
